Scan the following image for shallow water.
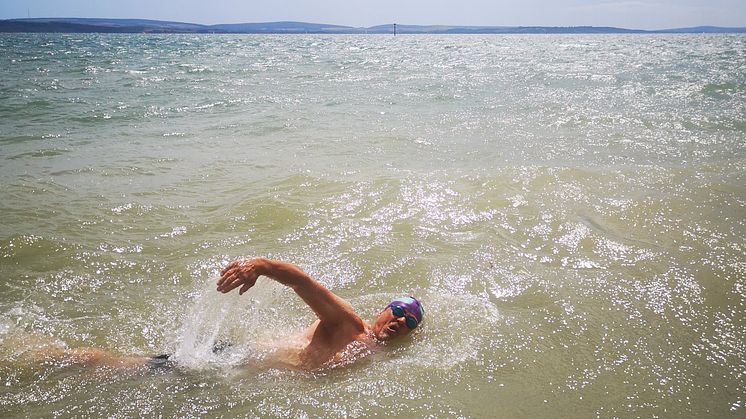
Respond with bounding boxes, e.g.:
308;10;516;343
0;33;745;417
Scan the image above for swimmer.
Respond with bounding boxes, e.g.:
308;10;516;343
39;257;424;371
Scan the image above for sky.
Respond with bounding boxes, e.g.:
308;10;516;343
1;0;745;30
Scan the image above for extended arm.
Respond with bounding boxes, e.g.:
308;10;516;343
217;258;362;327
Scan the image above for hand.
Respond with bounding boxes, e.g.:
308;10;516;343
217;258;266;295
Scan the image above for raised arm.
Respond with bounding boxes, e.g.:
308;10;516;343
217;258;362;327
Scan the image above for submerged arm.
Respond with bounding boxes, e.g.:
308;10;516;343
217;258;362;327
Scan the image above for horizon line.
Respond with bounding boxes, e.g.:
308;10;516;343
5;17;746;31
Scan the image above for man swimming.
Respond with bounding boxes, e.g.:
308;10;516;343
215;257;424;369
41;257;424;370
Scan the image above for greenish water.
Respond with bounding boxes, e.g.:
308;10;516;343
1;33;745;417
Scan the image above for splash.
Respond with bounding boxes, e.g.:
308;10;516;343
170;277;283;370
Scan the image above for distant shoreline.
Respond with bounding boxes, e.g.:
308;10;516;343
1;18;745;34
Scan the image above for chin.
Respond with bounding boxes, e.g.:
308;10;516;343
374;328;396;341
378;327;407;341
374;330;391;341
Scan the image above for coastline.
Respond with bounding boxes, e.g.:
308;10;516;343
1;18;745;34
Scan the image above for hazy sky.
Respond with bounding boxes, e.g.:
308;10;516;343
2;0;745;29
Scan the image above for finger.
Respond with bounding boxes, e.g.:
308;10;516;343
218;276;241;293
222;276;250;293
217;271;240;291
218;266;235;286
238;281;252;295
221;259;244;276
218;263;245;287
237;273;258;294
240;276;258;295
220;261;237;276
223;263;242;278
217;274;227;288
217;271;233;288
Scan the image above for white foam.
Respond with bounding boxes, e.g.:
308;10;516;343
171;277;284;370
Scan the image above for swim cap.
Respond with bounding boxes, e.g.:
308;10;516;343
389;296;424;323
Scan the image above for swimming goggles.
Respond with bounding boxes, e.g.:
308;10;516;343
388;304;419;329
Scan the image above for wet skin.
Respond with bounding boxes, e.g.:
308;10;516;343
43;258;417;370
217;258;415;368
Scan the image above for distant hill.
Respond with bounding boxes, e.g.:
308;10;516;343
653;25;746;33
210;21;353;33
1;18;745;34
0;18;218;33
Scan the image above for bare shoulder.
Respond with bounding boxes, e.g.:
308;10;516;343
301;318;368;368
314;310;367;338
335;300;368;331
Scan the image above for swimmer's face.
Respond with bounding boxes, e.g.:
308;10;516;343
372;306;415;341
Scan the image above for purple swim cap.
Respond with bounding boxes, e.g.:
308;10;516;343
389;296;424;323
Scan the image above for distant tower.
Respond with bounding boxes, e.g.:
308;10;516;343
393;23;397;36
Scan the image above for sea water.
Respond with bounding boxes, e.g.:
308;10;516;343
0;33;744;417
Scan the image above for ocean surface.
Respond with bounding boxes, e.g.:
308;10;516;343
0;33;744;417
